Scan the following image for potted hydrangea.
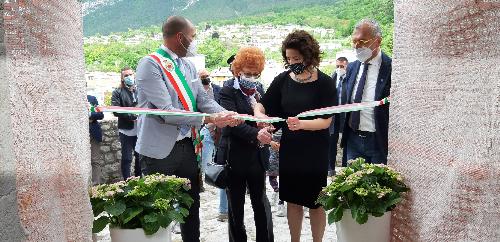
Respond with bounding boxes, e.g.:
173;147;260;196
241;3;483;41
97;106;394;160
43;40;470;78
90;174;193;242
317;157;409;242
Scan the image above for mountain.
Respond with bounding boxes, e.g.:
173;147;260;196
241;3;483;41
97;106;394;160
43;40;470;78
82;0;333;36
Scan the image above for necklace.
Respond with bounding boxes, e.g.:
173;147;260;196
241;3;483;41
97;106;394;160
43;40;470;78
293;69;314;83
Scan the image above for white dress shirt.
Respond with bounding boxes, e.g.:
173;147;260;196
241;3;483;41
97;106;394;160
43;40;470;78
351;50;382;132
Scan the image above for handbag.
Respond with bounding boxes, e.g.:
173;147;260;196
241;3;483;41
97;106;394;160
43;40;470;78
204;162;228;189
205;132;231;189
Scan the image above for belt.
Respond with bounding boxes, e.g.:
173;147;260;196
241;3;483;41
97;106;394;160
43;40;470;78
350;128;375;138
176;137;192;145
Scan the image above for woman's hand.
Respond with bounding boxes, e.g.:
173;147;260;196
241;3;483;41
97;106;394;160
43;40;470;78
287;117;304;131
270;141;280;151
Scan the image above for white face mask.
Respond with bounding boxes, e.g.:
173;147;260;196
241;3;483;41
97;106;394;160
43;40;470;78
354;47;373;63
180;33;198;57
185;39;197;57
336;68;346;77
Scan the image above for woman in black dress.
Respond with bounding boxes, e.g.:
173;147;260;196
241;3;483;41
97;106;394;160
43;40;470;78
254;30;337;242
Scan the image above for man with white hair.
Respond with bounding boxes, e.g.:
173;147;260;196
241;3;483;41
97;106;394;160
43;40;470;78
341;19;392;164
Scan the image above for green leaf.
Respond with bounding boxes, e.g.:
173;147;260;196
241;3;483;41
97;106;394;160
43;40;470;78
122;207;144;224
142;221;160;235
144;213;158;223
157;214;173;228
328;206;344;224
92;216;109;233
339;184;352;192
104;200;126;216
355;211;369;224
385;197;402;209
179;207;190;217
168;210;185;223
91;199;106;217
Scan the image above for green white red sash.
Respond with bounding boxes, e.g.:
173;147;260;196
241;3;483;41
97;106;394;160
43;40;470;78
149;48;203;160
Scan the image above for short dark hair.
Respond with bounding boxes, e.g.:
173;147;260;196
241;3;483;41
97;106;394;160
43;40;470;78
336;56;348;62
281;30;321;68
162;16;190;38
120;66;132;87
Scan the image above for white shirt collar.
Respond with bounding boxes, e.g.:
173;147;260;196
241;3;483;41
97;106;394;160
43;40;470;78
366;50;382;67
160;44;179;60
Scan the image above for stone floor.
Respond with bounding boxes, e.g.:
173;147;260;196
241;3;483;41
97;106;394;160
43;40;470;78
94;177;338;242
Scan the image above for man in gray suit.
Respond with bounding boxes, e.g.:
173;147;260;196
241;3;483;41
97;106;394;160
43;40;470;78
135;16;240;242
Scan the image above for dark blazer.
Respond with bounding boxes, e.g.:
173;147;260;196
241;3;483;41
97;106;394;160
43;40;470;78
211;83;222;104
329;72;348;135
217;80;269;170
111;87;138;130
87;95;104;142
341;52;392;156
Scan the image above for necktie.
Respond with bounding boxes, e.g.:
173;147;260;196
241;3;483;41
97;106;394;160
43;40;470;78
349;63;370;130
337;76;343;105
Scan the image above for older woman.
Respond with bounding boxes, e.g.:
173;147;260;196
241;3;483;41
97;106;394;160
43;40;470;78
218;47;274;242
254;30;337;242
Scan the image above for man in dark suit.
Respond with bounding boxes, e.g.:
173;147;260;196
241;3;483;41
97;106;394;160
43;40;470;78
341;19;392;164
87;94;104;185
329;57;349;173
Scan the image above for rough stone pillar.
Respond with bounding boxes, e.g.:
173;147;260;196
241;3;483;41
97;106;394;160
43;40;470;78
0;1;92;241
391;1;500;241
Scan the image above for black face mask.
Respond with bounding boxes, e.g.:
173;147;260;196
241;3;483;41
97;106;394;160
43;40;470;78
201;78;211;85
287;63;306;75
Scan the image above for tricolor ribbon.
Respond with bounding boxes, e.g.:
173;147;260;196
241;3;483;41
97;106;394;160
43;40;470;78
92;97;390;124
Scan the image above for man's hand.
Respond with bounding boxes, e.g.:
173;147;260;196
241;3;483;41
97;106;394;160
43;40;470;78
206;111;243;128
257;126;275;145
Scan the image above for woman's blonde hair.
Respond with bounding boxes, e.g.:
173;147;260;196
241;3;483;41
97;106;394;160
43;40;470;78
231;47;266;75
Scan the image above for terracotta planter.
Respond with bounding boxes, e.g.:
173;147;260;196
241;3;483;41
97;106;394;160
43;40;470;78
109;225;172;242
336;210;391;242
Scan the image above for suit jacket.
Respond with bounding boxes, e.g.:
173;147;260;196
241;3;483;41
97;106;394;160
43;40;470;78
87;95;104;142
329;72;348;135
341;52;392;156
216;81;269;171
135;55;225;159
211;83;222;104
111;86;138;130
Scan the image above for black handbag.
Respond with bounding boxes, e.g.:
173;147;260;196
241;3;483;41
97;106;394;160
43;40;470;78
205;133;230;189
204;162;229;189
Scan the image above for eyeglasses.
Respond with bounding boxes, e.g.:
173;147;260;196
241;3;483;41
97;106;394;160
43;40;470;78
241;72;261;79
352;37;375;47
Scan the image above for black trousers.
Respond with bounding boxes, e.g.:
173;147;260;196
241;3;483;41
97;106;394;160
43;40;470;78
227;159;274;242
119;133;141;179
139;138;200;242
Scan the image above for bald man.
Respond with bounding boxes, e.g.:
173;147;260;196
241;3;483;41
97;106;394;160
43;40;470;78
135;16;241;242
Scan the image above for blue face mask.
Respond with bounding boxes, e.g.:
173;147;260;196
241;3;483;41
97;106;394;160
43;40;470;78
238;76;258;89
124;76;135;87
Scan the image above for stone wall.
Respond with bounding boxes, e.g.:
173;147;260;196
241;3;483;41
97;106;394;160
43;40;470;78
93;119;134;184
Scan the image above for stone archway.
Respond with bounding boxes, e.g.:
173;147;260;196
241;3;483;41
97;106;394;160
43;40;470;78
0;0;498;241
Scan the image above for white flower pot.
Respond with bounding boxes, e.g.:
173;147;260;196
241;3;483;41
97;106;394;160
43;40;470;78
336;210;391;242
110;225;172;242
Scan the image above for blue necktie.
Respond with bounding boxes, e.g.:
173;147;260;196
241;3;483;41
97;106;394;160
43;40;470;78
349;63;370;130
